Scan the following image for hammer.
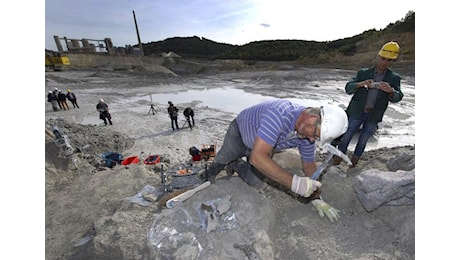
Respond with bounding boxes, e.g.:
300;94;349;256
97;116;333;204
311;143;352;180
166;181;211;208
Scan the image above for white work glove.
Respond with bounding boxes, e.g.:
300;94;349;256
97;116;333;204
291;175;322;198
311;199;341;222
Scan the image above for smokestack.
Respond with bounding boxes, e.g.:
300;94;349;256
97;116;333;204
53;36;64;52
132;10;144;56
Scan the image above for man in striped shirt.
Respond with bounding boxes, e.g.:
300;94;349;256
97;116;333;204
206;98;348;222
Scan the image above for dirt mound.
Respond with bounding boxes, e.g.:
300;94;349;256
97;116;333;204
45;67;415;259
45;118;415;259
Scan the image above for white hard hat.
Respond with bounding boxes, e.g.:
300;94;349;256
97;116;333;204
99;98;104;103
319;105;348;145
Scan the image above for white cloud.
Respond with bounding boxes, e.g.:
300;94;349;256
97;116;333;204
45;0;415;50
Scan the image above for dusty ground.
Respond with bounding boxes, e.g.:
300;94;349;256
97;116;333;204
45;63;415;260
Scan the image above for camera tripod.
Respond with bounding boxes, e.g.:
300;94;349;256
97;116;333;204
147;104;157;115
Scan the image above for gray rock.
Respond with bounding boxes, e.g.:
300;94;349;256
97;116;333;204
198;195;233;233
386;154;415;171
353;169;415;212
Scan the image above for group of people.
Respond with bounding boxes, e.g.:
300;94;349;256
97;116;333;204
205;41;404;223
48;42;404;223
93;99;195;128
47;88;79;111
167;101;195;131
46;87;114;127
46;88;114;127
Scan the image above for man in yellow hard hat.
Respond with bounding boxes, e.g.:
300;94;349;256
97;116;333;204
332;41;404;168
66;89;80;108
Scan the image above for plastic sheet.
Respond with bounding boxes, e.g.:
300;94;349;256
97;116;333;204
126;185;163;206
147;207;202;258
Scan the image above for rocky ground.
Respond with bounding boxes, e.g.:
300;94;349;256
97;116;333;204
45;63;415;260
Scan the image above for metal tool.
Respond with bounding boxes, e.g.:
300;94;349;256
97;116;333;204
52;125;79;168
311;143;352;180
160;164;166;193
147;104;157;115
147;94;157;115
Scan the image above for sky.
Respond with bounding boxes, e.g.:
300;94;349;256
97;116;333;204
45;0;416;51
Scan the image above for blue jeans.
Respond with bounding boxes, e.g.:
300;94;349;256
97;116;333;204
338;113;377;157
207;119;265;188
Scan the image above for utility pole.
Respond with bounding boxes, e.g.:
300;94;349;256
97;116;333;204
132;10;144;56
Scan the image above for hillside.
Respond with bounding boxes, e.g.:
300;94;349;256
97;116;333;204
141;11;414;69
143;36;235;59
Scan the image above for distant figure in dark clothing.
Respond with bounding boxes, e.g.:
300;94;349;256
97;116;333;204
53;87;62;109
66;89;80;108
96;98;113;125
47;91;59;111
167;101;179;130
183;107;195;129
57;90;69;110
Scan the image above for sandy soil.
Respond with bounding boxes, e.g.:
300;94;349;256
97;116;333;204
45;65;415;260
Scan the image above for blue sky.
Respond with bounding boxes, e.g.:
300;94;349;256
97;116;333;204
45;0;415;51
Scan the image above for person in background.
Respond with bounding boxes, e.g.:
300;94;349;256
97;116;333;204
332;41;404;168
183;107;195;129
47;91;59;111
167;101;179;131
66;89;80;108
57;90;69;110
205;98;348;222
96;98;113;125
53;87;62;110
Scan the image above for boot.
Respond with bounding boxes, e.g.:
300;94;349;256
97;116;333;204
225;160;239;177
331;155;342;166
227;159;265;189
239;170;264;189
238;164;266;189
350;154;360;168
205;162;226;183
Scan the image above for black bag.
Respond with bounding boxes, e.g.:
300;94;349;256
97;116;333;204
189;146;200;156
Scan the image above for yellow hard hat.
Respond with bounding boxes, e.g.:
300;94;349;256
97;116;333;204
67;89;71;92
378;41;399;59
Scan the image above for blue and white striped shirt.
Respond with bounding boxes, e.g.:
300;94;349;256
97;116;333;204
236;99;316;162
